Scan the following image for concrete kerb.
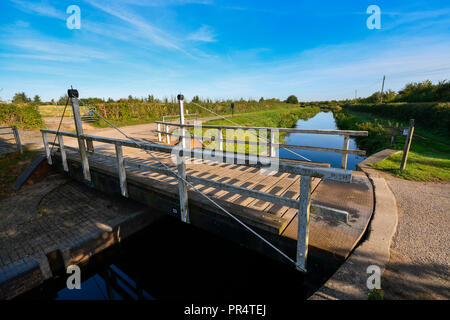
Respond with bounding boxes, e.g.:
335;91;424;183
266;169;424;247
309;149;400;300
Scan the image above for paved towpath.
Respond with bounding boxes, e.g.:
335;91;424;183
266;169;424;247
381;173;450;300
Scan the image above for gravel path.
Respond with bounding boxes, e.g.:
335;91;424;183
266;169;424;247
381;173;450;299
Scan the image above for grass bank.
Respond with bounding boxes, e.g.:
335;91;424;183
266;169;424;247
342;102;450;136
333;108;450;181
197;106;320;154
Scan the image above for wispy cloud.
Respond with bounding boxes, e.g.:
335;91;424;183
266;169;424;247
9;0;65;20
187;25;217;42
85;0;182;51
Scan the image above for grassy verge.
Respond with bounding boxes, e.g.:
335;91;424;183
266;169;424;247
0;148;41;200
204;106;320;141
371;151;450;182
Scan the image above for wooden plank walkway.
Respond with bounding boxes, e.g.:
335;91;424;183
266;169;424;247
53;130;374;260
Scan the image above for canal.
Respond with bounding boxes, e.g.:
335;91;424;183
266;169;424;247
280;111;366;170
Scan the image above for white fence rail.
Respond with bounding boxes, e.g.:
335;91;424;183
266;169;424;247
0;126;22;153
155;121;367;169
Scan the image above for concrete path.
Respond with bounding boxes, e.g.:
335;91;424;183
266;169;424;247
380;173;450;300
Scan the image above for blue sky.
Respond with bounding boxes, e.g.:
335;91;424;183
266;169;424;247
0;0;449;102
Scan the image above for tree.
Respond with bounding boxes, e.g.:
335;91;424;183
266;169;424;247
12;92;31;104
285;95;298;104
57;94;69;105
259;97;264;103
192;95;200;103
33;95;41;104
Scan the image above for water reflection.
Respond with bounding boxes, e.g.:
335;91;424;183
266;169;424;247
279;112;366;170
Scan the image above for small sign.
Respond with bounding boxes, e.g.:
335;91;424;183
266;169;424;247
402;129;409;136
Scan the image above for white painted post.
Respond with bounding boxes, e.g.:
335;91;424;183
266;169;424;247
57;134;68;172
341;135;350;169
296;175;312;272
42;131;52;165
69;90;91;181
270;129;276;157
176;150;190;223
12;126;22;154
157;123;162;142
178;94;186;149
166;125;171;144
218;129;223;151
115;143;128;197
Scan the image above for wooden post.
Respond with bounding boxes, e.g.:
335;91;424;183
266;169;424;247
176;150;190;223
400;119;415;171
297;175;312;272
341;135;350;169
86;138;94;152
12;126;22;154
70;91;91;182
42;131;52;165
115;143;128;197
157;123;162;142
57;134;68;172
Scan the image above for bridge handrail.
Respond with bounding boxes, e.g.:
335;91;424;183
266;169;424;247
154;121;367;169
0;125;22;153
40;129;352;181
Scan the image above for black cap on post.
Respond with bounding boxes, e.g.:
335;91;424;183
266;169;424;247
68;89;79;98
177;94;184;101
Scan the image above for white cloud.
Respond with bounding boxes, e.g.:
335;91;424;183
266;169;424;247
9;0;65;20
187;25;217;42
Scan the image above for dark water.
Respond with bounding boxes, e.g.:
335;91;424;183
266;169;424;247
18;215;323;300
279;112;366;170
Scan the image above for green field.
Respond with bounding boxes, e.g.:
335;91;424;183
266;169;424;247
37;105;91;117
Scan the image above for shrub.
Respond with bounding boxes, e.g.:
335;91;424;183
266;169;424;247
0;103;45;129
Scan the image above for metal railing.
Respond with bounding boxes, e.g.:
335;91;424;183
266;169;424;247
154;121;368;169
0;126;22;153
40;127;353;272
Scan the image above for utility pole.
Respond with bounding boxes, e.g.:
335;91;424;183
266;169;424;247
355;90;357;100
380;75;385;103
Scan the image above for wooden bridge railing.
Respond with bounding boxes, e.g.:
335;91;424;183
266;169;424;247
40;128;352;272
154;121;368;169
0;126;22;154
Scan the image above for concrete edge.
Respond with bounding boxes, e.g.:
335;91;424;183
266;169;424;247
308;149;399;300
